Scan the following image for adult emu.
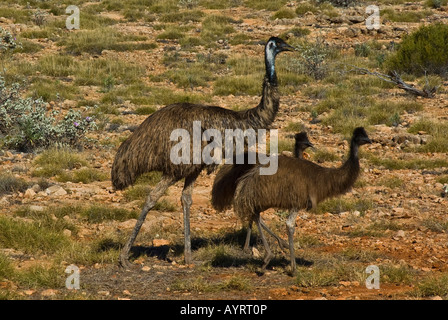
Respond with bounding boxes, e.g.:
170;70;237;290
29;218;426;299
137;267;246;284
211;132;313;251
233;127;372;274
112;37;293;268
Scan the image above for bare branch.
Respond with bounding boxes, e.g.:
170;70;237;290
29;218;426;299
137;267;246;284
345;65;437;98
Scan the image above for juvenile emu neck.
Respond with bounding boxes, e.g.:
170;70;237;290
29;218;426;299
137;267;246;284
322;137;361;201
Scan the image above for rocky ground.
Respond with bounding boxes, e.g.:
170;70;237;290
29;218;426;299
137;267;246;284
1;0;448;301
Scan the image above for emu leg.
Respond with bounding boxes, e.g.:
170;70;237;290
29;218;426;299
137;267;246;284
261;219;289;250
119;176;177;269
243;220;252;253
286;209;299;274
255;215;273;272
181;172;200;265
244;218;288;252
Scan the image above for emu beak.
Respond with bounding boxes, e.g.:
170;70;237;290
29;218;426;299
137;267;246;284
280;42;295;52
306;142;315;149
363;137;372;145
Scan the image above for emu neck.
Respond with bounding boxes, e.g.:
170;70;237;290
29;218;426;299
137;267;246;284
339;138;361;186
265;49;277;86
244;77;280;129
239;48;279;129
319;138;360;203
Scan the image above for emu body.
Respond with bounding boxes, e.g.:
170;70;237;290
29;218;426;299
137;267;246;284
233;127;372;273
111;37;293;268
211;132;313;251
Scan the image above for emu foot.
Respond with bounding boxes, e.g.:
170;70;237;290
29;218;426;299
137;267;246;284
118;254;133;270
255;268;266;277
287;262;297;277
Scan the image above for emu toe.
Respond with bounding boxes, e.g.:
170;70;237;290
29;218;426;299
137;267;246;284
119;255;134;270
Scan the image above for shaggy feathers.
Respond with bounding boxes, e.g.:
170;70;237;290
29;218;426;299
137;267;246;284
233;127;371;222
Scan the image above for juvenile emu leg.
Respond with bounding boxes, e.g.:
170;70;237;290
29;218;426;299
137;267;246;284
286;209;299;274
119;176;177;269
244;219;288;252
243;211;260;253
181;171;201;265
255;215;273;271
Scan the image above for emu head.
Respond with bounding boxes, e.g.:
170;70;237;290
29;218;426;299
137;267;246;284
266;37;294;57
265;37;293;82
352;127;372;146
294;132;314;150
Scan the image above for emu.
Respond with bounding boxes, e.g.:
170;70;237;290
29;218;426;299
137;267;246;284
233;127;372;274
111;37;293;268
211;132;313;251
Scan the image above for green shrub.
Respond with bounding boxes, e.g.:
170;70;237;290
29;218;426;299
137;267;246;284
381;8;432;23
59;28;149;55
281;27;311;39
81;206;138;223
386;23;448;76
32;148;88;178
413;273;448;298
295;3;319;15
0;216;70;254
295;38;331;80
57;167;109;183
0;27;20;51
244;0;287;11
201;15;237;43
425;0;448;8
271;8;296;20
0;172;29;195
354;43;371;57
0;77;96;151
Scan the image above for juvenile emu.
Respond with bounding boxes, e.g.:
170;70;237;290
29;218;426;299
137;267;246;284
111;37;293;268
233;127;372;273
211;132;313;251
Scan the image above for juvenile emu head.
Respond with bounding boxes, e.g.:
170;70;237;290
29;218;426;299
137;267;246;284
294;132;313;159
352;127;372;146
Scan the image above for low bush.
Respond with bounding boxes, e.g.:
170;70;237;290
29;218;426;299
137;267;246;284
0;77;96;151
386;23;448;77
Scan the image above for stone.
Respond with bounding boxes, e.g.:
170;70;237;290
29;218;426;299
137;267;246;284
348;15;365;23
41;289;58;297
24;188;36;198
63;229;72;237
0;197;10;207
252;246;261;258
29;205;44;212
45;185;67;196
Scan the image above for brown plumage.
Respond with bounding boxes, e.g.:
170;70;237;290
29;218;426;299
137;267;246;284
211;131;313;212
233;127;372;273
111;37;293;268
211;132;313;251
